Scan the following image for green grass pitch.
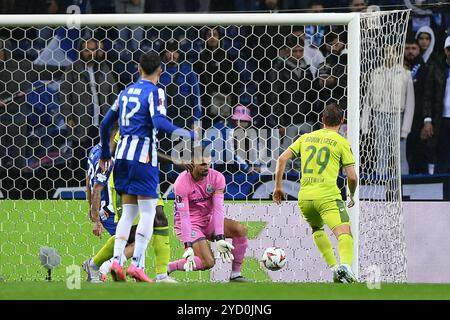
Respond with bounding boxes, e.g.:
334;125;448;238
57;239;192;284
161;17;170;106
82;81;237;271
2;282;450;300
1;200;450;300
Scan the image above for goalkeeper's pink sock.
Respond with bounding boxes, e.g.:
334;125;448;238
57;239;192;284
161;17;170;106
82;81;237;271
231;236;247;273
168;256;204;273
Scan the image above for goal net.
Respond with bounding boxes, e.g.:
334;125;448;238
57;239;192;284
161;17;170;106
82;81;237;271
0;10;410;282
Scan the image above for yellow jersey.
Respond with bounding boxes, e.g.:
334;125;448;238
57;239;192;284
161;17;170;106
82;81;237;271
288;128;355;200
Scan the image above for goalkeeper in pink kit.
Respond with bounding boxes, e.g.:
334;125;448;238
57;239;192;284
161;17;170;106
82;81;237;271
168;153;251;282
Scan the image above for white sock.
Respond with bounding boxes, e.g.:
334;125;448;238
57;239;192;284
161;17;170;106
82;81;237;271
114;204;138;264
139;254;146;269
99;258;113;275
113;239;128;265
132;199;157;268
230;271;241;279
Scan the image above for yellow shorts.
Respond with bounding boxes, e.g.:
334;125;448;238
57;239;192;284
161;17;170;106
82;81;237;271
298;199;350;231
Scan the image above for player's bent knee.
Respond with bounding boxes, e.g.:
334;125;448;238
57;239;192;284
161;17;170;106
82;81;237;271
202;256;215;270
238;223;248;237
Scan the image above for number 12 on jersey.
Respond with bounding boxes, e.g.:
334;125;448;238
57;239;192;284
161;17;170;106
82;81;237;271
121;96;141;127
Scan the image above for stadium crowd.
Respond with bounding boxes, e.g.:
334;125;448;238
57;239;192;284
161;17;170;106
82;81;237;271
0;0;449;199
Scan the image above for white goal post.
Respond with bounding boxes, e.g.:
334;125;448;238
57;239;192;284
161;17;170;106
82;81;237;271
0;10;410;282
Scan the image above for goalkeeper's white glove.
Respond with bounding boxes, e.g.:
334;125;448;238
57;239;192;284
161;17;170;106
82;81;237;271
216;236;235;263
182;245;196;272
348;193;355;208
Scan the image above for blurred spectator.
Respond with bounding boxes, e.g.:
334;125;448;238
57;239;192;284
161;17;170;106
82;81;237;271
267;36;315;152
291;25;325;77
59;37;117;172
211;104;261;174
415;26;444;174
305;1;326;48
362;46;415;176
194;27;239;128
430;36;450;173
24;80;69;171
406;0;448;46
0;37;62;169
404;36;433;174
159;39;202;129
319;30;348;109
415;26;441;67
348;0;367;12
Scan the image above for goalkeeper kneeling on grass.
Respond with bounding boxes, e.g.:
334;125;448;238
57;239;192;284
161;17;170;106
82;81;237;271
167;151;252;283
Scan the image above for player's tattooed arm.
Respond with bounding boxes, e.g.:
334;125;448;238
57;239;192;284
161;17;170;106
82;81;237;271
90;183;104;237
157;151;194;172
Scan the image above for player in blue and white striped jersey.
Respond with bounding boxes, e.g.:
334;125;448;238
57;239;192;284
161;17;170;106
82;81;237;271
87;143;116;236
99;51;196;282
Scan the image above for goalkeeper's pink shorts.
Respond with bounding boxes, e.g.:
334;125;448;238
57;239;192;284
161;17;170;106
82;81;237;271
174;218;215;244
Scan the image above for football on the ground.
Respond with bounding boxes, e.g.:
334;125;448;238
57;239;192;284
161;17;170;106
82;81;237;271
261;247;287;271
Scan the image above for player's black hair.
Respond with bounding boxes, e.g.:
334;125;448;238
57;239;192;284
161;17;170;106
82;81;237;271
322;102;344;126
139;51;161;75
405;35;419;46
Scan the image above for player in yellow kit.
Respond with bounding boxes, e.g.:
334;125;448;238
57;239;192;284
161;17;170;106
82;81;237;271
273;103;358;283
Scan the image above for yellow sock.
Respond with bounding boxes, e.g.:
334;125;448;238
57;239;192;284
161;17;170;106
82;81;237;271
152;227;170;275
338;233;354;266
93;235;115;267
313;230;337;267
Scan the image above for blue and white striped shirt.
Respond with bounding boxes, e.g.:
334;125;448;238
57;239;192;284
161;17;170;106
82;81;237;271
111;79;167;167
87;143;114;219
